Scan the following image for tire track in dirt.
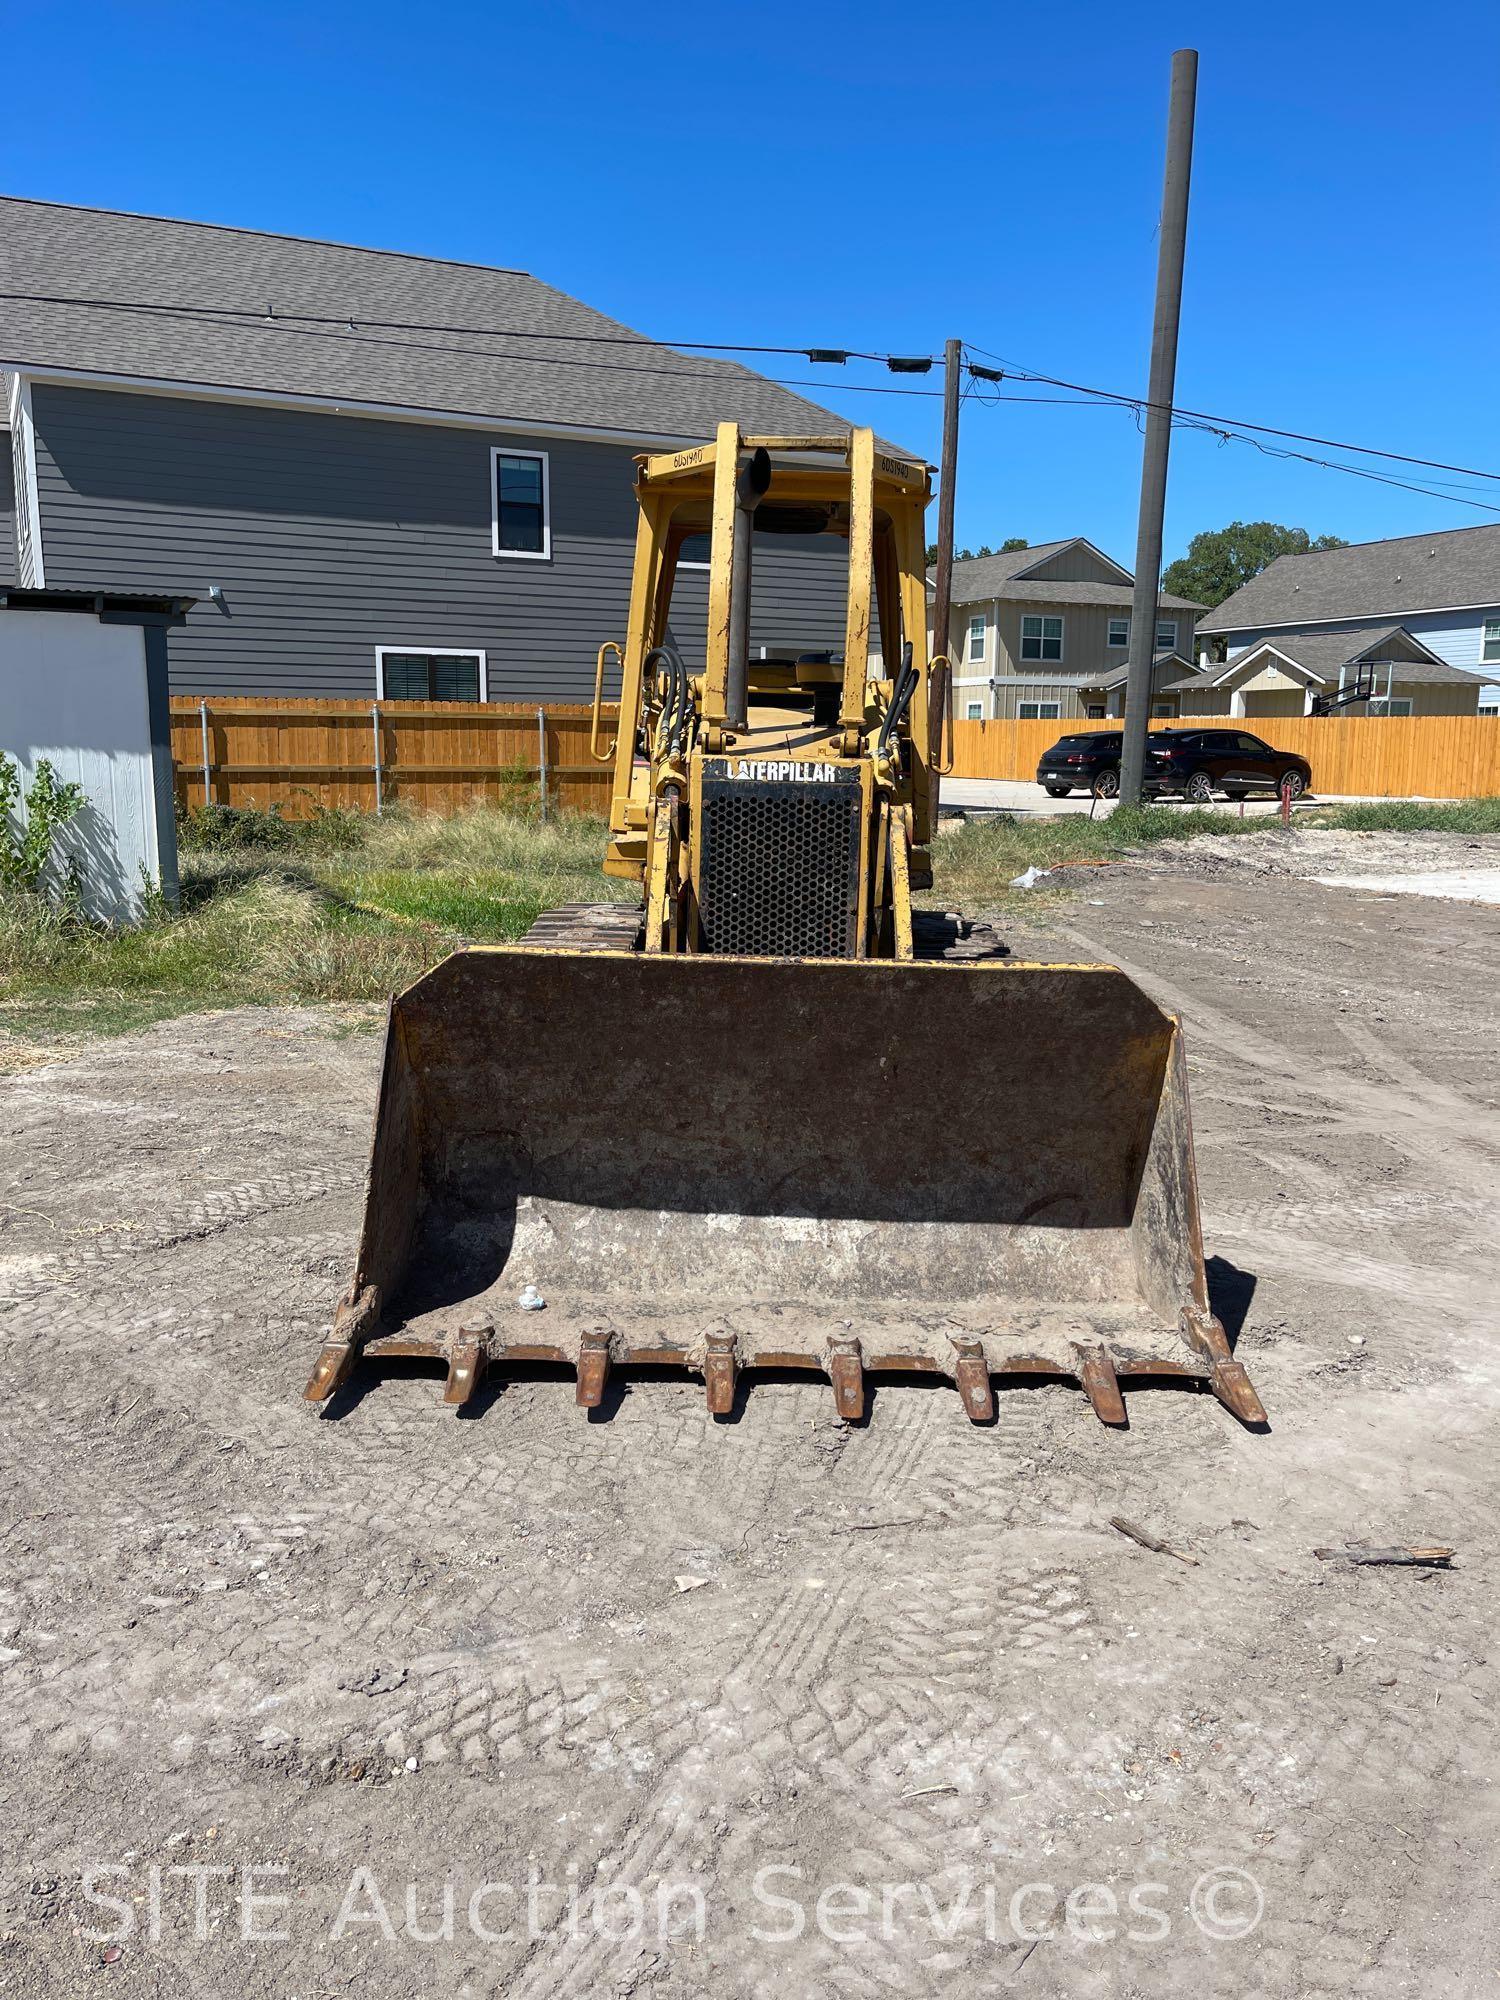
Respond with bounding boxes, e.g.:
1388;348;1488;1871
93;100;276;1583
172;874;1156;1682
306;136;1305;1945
1061;926;1500;1202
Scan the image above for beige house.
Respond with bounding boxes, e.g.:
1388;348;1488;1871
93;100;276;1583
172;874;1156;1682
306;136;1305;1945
935;539;1206;721
1169;623;1484;719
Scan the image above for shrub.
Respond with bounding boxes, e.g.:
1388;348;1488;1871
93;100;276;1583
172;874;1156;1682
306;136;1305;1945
0;752;86;896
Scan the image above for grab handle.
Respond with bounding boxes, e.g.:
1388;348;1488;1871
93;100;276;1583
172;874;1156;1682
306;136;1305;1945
591;642;623;763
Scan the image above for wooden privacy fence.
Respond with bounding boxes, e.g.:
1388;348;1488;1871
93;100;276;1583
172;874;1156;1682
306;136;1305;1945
171;696;620;816
947;715;1500;799
170;699;1500;815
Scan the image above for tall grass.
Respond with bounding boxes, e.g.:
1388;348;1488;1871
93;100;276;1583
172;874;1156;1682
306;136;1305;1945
1;803;629;1041
1301;798;1500;835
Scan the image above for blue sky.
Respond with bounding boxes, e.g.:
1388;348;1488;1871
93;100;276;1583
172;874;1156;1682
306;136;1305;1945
6;0;1499;566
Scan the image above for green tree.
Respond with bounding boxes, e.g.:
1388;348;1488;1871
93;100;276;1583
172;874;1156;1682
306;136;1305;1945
1163;521;1349;609
927;537;1026;565
1000;537;1029;552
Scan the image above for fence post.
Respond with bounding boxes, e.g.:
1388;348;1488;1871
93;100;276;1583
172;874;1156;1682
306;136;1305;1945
537;706;549;819
199;699;212;807
371;701;384;814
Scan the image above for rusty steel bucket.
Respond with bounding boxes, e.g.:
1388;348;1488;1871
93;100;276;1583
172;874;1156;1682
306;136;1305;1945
304;948;1264;1428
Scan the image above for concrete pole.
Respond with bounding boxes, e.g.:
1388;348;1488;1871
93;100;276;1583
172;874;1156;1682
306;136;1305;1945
927;337;962;786
1119;49;1198;807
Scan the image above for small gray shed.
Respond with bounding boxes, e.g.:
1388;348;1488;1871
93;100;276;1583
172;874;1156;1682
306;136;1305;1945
0;587;193;921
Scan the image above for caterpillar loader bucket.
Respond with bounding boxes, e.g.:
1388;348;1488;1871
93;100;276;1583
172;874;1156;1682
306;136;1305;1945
304;947;1264;1429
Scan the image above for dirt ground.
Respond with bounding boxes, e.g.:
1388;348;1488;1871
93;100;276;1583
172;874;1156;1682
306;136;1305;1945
1;827;1497;1998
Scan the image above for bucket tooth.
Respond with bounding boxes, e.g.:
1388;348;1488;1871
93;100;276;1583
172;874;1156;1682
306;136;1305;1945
304;1340;354;1404
1180;1308;1267;1426
1209;1357;1267;1426
949;1338;995;1423
444;1322;491;1408
828;1337;865;1422
1077;1347;1127;1427
577;1327;612;1410
304;1286;381;1405
703;1330;738;1417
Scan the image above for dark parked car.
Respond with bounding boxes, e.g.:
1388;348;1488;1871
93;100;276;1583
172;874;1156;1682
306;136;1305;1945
1035;730;1167;800
1149;728;1312;802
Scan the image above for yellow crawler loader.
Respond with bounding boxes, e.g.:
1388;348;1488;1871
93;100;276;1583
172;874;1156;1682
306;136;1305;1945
304;426;1264;1430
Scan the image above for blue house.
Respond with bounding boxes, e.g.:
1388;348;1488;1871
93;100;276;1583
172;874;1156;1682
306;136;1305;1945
1196;525;1499;716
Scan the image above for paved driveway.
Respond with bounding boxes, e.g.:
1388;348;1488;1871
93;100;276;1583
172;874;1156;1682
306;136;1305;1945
940;778;1379;817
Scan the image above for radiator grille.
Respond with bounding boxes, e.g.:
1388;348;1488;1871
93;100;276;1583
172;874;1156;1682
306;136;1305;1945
698;773;862;958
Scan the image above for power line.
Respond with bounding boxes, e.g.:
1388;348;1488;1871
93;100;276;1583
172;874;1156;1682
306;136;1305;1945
962;361;1500;515
964;342;1500;484
0;287;935;369
1;290;947;402
7;285;1497;499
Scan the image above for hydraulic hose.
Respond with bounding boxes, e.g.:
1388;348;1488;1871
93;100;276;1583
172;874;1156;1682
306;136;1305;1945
877;642;917;757
645;644;689;756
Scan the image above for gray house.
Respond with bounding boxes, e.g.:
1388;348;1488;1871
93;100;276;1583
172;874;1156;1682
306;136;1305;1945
1;198;872;702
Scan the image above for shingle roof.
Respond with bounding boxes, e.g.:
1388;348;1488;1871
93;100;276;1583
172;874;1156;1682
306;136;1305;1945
1164;622;1487;690
1199;524;1500;633
1092;650;1197;691
934;540;1202;610
0;197;876;445
939;542;1074;594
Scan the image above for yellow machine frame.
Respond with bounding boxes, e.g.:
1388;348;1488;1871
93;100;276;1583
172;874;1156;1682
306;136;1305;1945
588;424;947;958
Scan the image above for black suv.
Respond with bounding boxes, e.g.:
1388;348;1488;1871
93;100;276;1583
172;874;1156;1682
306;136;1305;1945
1035;731;1168;800
1149;729;1313;802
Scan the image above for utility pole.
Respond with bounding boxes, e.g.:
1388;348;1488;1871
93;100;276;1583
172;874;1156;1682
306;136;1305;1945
928;336;962;779
1119;49;1198;807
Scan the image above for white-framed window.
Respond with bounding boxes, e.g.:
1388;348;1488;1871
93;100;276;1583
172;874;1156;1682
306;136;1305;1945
1018;700;1060;719
1107;617;1129;648
1371;695;1414;717
1155;618;1178;651
491;448;551;559
1482;618;1500;663
1020;615;1063;662
965;700;984;720
967;613;987;662
376;647;488;702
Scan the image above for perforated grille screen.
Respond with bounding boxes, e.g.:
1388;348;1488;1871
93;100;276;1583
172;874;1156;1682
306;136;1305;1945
698;766;862;958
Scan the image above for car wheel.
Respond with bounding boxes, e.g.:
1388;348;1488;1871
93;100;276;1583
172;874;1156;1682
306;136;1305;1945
1044;784;1071;798
1279;769;1306;800
1184;770;1215;804
1092;768;1120;800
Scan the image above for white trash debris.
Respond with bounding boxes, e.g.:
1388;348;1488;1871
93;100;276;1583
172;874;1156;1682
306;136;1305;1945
1009;866;1051;890
673;1575;710;1593
517;1284;547;1312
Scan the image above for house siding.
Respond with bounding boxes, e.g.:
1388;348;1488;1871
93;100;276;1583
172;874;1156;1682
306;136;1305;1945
27;383;848;700
1010;545;1129;586
1226;608;1500;674
988;599;1197;679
